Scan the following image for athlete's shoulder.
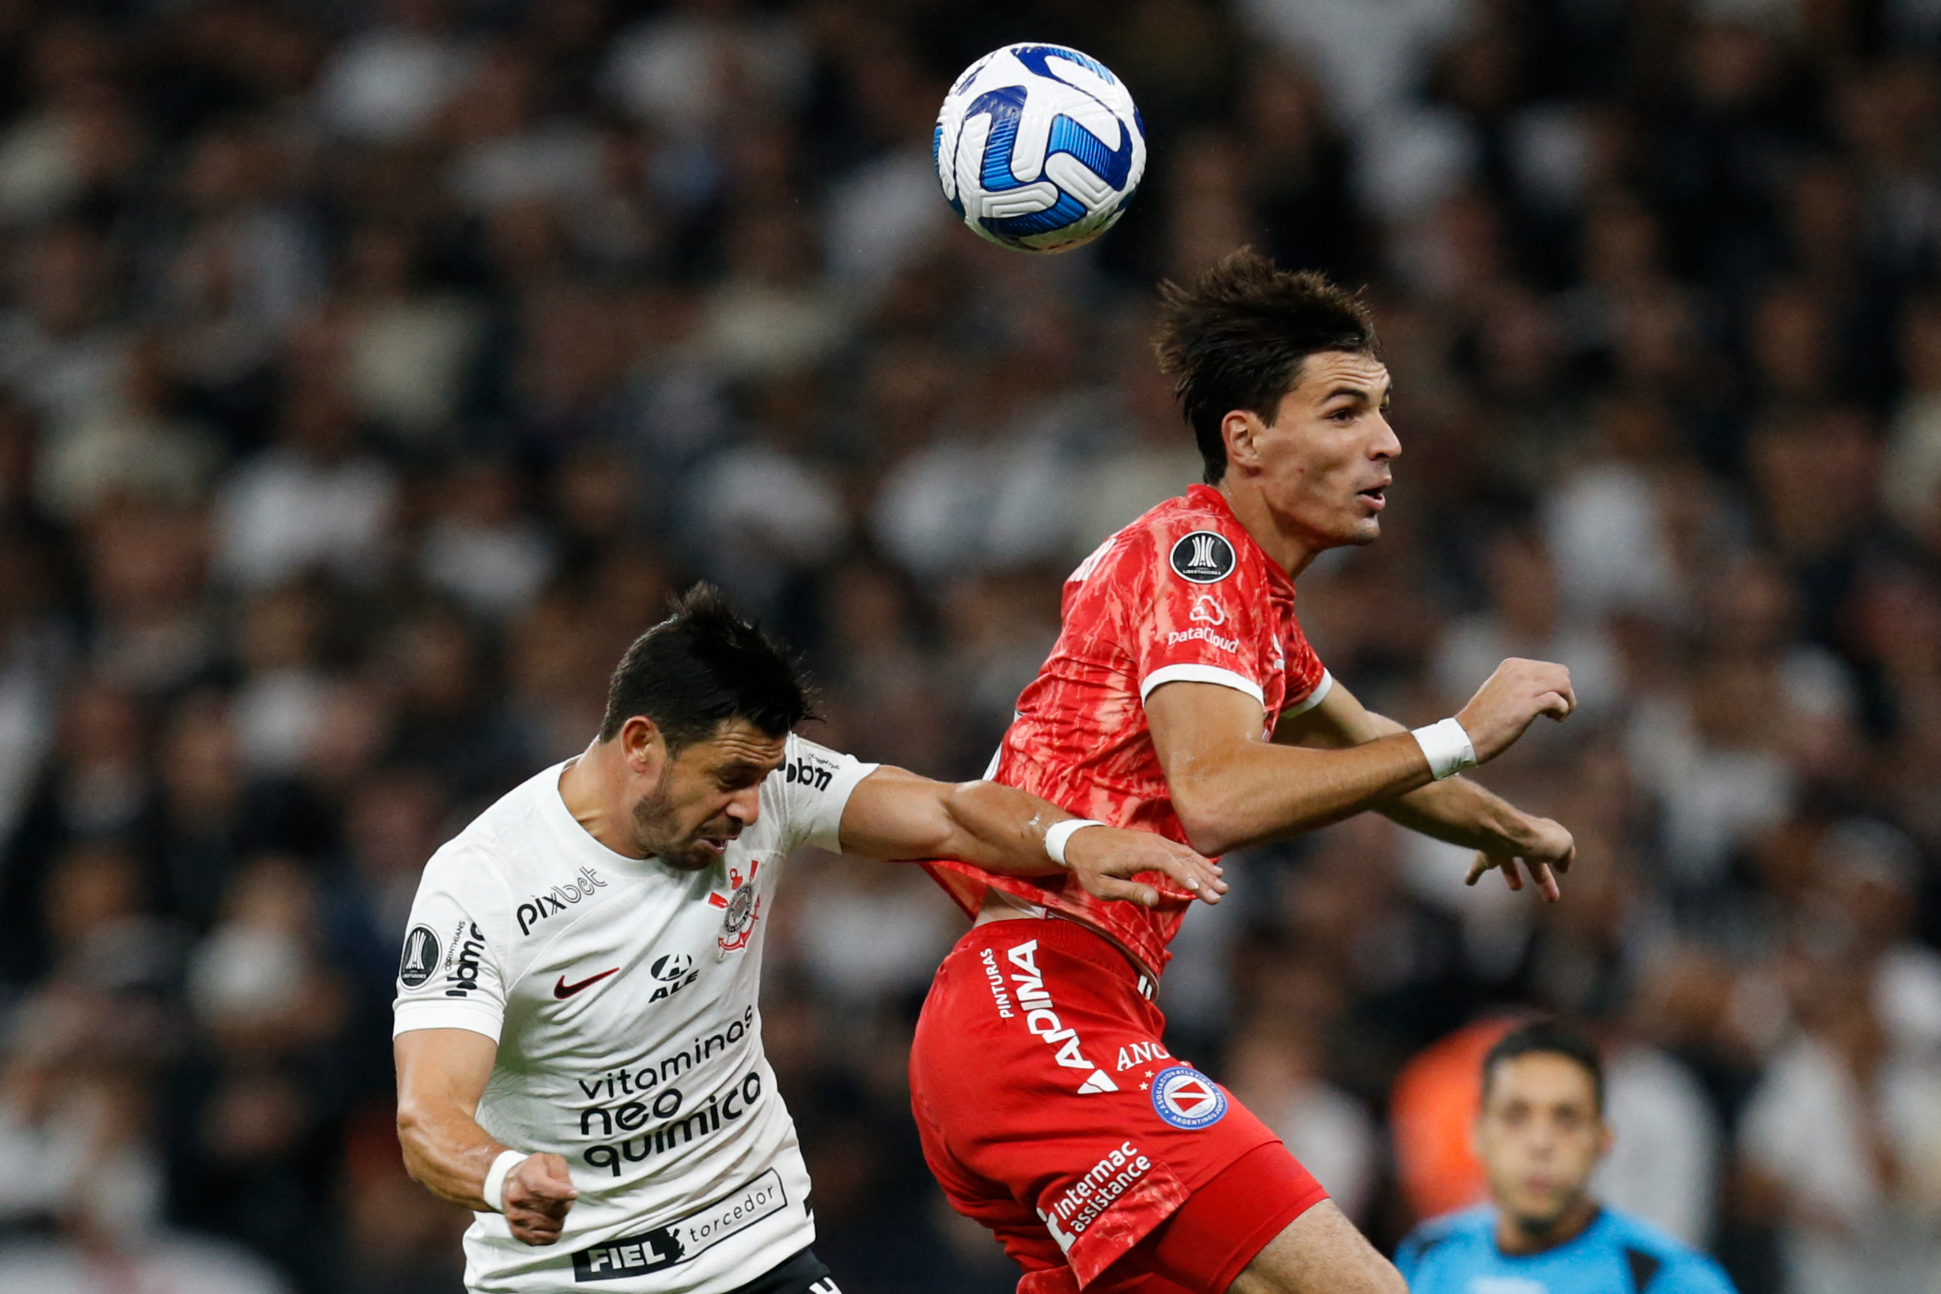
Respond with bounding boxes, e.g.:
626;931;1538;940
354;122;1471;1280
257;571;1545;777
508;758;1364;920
418;762;590;908
1598;1210;1738;1293
773;732;849;790
1133;488;1250;546
1074;487;1255;591
1395;1205;1492;1273
756;732;877;856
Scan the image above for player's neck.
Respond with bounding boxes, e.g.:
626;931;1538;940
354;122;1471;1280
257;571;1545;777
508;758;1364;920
558;741;649;859
1215;480;1322;580
1494;1197;1600;1257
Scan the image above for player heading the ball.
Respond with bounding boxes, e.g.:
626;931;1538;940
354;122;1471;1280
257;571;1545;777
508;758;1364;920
908;250;1580;1294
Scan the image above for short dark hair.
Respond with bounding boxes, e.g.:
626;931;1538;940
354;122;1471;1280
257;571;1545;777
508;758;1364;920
598;584;813;749
1152;248;1379;484
1481;1020;1605;1114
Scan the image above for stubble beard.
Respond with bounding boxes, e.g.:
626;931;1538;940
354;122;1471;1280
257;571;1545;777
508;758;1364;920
630;762;715;872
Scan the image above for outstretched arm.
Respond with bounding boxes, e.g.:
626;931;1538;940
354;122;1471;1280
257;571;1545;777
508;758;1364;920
836;765;1228;908
1144;657;1573;872
1274;675;1576;900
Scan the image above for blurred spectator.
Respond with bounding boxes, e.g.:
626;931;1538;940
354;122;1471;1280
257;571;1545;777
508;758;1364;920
785;852;957;1007
417;458;556;618
1598;1038;1723;1249
1810;819;1941;1061
212;377;397;590
1433;528;1622;723
1738;950;1941;1294
316;0;476;145
34;334;220;523
0;222;128;434
337;222;484;450
1881;294;1941;552
231;582;333;776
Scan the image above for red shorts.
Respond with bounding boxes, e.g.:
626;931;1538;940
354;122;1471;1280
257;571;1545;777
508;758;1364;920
909;918;1328;1293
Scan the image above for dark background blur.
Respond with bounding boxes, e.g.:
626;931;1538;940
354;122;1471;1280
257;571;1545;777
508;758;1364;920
1;1;1940;1292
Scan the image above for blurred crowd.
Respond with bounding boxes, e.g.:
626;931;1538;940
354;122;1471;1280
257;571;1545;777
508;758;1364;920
1;0;1940;1292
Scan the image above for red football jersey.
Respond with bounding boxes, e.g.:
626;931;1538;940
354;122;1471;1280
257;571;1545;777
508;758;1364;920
925;484;1330;977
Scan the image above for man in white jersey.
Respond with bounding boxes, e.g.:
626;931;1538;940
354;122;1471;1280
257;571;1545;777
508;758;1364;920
393;586;1225;1294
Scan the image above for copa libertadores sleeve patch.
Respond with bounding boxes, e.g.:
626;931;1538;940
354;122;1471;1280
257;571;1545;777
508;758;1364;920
1168;531;1236;584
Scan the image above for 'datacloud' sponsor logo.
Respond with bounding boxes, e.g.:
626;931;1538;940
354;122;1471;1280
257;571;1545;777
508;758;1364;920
398;925;439;987
571;1168;789;1281
1037;1140;1152;1255
517;864;607;936
1149;1065;1227;1130
1165;624;1241;653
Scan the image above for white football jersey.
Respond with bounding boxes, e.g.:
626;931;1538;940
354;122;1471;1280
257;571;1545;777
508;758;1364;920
393;734;877;1294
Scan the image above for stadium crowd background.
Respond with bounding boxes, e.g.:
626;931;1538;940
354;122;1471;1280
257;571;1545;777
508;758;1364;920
1;0;1940;1291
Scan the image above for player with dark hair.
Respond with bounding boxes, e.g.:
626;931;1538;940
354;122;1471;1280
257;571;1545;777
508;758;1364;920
908;249;1581;1294
1396;1021;1736;1293
392;585;1225;1294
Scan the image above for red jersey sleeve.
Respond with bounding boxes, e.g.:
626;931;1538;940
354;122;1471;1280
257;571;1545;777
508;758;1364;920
1277;620;1332;716
1127;523;1280;708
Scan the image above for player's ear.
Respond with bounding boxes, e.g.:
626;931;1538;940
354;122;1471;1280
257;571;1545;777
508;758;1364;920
1223;409;1266;474
1596;1119;1614;1160
618;715;667;774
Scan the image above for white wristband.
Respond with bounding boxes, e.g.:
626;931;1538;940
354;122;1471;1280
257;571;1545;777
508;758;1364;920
1411;717;1477;781
1045;819;1105;867
482;1150;529;1213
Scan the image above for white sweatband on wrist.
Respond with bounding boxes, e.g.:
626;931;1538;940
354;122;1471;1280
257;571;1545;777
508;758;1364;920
1044;819;1105;867
1411;717;1478;781
482;1150;528;1213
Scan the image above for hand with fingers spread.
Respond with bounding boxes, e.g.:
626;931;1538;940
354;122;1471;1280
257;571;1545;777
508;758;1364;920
1465;815;1576;903
1456;658;1577;764
503;1152;579;1246
1060;825;1228;909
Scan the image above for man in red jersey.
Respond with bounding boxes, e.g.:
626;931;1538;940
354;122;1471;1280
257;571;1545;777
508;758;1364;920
909;249;1579;1294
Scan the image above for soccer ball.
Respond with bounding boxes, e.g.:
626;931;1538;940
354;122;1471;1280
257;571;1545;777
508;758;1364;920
933;43;1146;254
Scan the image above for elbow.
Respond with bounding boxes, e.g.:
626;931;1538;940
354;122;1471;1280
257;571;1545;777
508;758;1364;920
1171;793;1245;858
394;1103;434;1185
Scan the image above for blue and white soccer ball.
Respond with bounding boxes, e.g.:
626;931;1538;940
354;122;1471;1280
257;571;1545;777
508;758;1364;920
933;43;1146;254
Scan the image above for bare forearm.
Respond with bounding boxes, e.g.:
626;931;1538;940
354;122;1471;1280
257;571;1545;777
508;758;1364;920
1378;775;1539;853
936;779;1065;876
1344;710;1537;853
397;1100;508;1210
1170;733;1436;855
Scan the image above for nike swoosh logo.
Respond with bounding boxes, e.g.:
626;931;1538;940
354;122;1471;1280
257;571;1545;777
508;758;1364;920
554;968;620;999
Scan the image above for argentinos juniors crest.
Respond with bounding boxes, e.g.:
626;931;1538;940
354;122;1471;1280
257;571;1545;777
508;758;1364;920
708;859;762;956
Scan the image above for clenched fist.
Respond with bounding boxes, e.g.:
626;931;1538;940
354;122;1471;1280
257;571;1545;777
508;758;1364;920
504;1152;578;1245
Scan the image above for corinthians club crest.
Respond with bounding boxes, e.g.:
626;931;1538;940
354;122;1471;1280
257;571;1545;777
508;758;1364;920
707;858;763;956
